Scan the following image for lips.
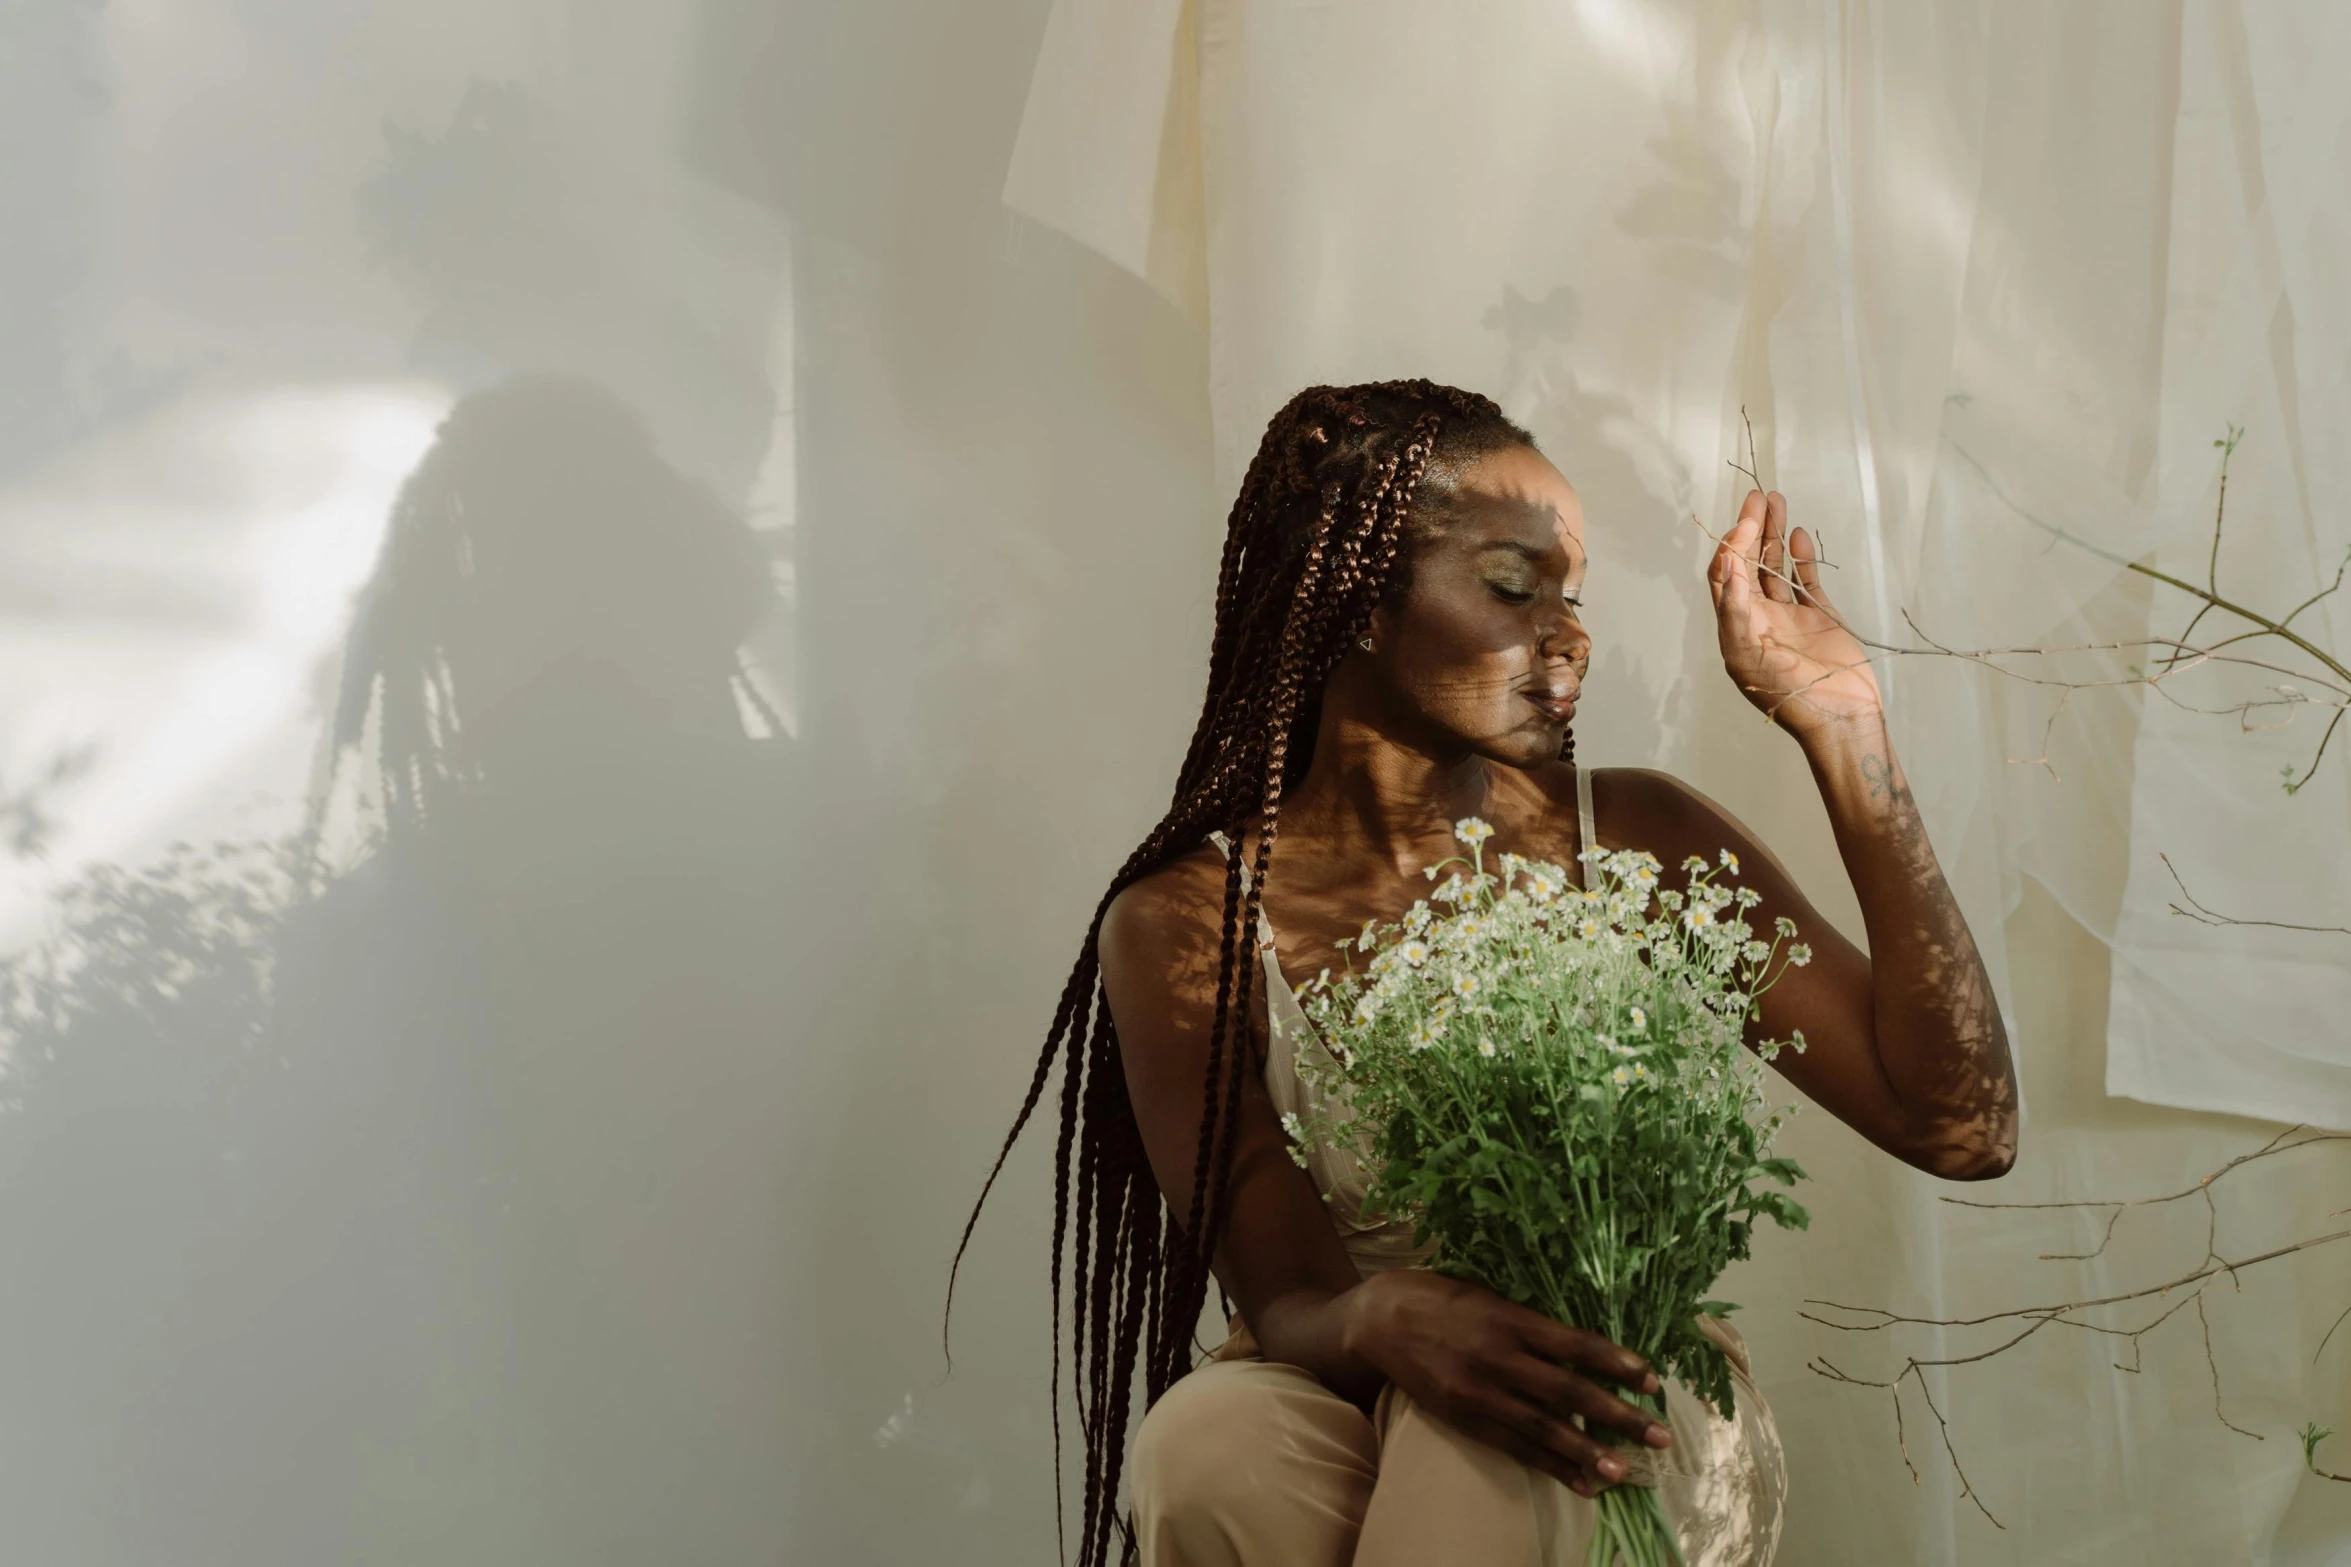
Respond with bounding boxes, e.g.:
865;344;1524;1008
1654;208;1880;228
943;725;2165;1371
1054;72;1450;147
1524;690;1577;723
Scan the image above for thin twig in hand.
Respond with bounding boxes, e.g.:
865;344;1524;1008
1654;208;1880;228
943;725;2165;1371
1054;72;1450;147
1729;405;1765;492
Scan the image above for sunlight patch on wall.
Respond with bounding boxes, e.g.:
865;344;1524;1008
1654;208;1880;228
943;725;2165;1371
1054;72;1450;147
0;380;449;950
737;241;800;739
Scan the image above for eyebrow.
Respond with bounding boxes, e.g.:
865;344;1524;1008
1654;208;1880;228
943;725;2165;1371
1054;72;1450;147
1474;537;1588;574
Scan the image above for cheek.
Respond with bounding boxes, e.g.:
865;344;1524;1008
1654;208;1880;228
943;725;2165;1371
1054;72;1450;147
1389;600;1538;722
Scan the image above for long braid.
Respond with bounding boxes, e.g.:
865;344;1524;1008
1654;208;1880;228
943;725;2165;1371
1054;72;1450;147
946;381;1537;1567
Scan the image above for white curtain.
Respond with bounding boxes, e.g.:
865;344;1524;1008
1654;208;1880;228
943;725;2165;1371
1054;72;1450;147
1008;0;2351;1560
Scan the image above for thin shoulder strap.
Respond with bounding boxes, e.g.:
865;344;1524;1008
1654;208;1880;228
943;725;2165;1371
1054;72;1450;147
1574;764;1597;889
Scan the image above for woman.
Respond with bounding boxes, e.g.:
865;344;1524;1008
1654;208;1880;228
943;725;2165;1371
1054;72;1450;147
954;381;2017;1566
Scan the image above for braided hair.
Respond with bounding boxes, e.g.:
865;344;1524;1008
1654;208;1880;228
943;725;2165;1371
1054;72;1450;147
949;381;1555;1564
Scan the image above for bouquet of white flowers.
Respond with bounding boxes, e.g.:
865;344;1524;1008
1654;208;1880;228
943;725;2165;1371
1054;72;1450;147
1290;818;1812;1567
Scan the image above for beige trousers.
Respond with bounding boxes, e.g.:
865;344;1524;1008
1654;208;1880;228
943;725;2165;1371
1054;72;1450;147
1130;1314;1785;1567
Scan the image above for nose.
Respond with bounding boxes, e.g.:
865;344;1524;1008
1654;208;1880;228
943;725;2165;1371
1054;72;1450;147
1537;603;1590;667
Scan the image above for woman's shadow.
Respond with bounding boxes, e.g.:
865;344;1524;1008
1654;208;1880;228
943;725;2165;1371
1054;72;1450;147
0;373;801;1567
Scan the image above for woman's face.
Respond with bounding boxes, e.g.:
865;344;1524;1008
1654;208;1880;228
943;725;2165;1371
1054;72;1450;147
1364;442;1591;769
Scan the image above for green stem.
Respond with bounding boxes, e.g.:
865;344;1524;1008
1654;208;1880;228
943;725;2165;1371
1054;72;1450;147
1589;1484;1684;1567
2124;557;2351;688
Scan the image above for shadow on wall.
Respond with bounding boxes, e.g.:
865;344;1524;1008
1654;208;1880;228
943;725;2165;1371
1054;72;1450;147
0;375;801;1567
362;76;788;501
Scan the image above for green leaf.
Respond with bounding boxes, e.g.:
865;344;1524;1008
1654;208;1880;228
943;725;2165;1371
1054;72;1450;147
1748;1191;1812;1231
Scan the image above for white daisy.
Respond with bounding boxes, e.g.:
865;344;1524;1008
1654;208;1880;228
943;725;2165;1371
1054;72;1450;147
1279;1111;1311;1168
1719;848;1741;874
1628;1005;1649;1031
1454;817;1496;848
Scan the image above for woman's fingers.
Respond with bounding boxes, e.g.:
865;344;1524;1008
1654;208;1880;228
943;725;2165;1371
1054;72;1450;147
1462;1401;1624;1496
1761;492;1794;604
1465;1418;1601;1497
1714;491;1765;620
1521;1316;1659;1396
1790;524;1827;607
1511;1353;1672;1449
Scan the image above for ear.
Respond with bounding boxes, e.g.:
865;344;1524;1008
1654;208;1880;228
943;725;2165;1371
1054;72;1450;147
1361;602;1396;653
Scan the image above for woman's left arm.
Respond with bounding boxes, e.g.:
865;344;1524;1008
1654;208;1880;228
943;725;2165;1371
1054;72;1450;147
1687;488;2018;1181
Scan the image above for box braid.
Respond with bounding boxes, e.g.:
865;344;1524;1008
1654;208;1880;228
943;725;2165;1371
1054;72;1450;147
946;381;1545;1566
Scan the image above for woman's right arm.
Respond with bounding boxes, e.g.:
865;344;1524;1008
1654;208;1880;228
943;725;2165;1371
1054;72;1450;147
1099;856;1671;1496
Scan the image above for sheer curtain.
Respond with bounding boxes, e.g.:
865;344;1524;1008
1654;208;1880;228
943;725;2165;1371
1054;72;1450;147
1008;0;2351;1560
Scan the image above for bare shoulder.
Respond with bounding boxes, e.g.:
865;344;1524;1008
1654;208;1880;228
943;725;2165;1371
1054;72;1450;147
1508;761;1726;864
1592;766;1795;879
1099;842;1237;1010
1521;761;1725;842
1591;766;1722;835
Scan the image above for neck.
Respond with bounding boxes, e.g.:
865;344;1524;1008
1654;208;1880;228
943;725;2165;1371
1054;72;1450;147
1274;686;1494;877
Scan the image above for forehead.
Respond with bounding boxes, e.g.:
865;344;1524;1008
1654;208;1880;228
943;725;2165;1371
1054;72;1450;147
1439;445;1585;563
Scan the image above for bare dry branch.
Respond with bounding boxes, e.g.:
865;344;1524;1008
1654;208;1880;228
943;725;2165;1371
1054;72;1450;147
2159;857;2351;938
1807;1355;2005;1528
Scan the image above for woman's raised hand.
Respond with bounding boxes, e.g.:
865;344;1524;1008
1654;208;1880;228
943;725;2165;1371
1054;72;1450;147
1341;1268;1671;1497
1708;489;1883;739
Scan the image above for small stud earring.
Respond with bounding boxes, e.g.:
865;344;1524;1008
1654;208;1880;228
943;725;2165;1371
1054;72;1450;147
1360;638;1374;652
